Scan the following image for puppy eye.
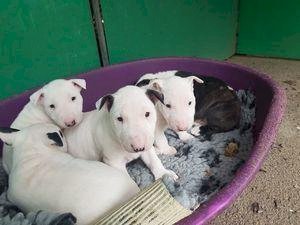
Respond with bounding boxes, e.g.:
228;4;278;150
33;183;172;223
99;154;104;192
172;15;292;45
188;101;192;105
145;112;150;117
49;104;55;109
166;104;171;108
71;96;76;101
117;117;123;122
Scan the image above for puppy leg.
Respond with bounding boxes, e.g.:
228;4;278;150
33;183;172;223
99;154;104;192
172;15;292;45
189;124;201;136
141;147;178;181
177;131;194;141
188;119;208;138
177;119;207;138
154;130;177;155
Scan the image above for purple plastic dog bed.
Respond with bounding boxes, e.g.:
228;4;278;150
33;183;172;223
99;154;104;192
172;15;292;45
0;57;286;224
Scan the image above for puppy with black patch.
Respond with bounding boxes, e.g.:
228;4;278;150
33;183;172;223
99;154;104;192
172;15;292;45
137;70;241;146
0;124;139;225
175;71;241;140
2;79;86;174
65;86;178;180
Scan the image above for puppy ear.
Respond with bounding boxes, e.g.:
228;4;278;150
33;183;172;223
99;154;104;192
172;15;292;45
227;85;234;91
95;95;114;111
70;79;86;90
136;79;151;87
146;89;164;104
46;132;63;147
150;79;163;92
0;128;19;146
186;76;204;86
29;89;44;105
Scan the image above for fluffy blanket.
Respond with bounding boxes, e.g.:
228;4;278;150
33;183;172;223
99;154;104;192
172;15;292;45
127;90;255;210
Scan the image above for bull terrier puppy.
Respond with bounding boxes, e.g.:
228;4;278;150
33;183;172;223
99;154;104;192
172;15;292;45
137;70;241;145
65;86;178;180
2;79;86;173
172;71;241;140
136;71;204;155
0;124;139;225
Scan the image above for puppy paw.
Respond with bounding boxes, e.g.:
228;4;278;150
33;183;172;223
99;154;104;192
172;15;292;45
154;169;178;181
190;125;201;136
155;146;177;155
177;131;194;141
154;147;164;155
164;169;179;181
165;146;177;155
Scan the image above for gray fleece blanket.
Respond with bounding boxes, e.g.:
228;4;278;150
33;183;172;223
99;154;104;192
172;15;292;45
127;90;255;210
0;90;254;224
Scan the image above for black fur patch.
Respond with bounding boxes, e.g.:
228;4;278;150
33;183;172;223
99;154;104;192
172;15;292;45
47;132;63;147
175;71;198;78
99;95;114;112
136;79;151;87
0;128;20;145
146;89;164;104
0;127;19;133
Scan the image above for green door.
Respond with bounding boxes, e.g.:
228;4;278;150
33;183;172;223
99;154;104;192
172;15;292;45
101;0;239;64
0;0;100;100
237;0;300;59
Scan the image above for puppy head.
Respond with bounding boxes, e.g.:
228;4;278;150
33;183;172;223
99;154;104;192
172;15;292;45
30;79;86;129
96;86;161;153
149;76;203;132
0;123;67;152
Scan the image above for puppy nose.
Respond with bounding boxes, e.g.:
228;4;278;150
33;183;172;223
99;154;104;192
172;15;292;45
176;125;188;131
131;144;145;152
65;120;76;127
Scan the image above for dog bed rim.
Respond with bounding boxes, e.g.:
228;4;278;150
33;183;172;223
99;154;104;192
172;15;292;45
0;57;287;225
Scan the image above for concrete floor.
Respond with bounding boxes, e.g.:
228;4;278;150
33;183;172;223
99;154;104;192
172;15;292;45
209;56;300;225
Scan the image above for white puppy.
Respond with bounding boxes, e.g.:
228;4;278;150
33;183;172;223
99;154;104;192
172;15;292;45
136;71;203;155
0;124;139;225
65;85;178;180
2;79;86;173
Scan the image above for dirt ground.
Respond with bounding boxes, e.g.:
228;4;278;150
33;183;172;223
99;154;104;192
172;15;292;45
209;56;300;225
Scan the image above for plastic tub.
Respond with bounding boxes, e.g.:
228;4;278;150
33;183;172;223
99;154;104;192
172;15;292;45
0;57;286;224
